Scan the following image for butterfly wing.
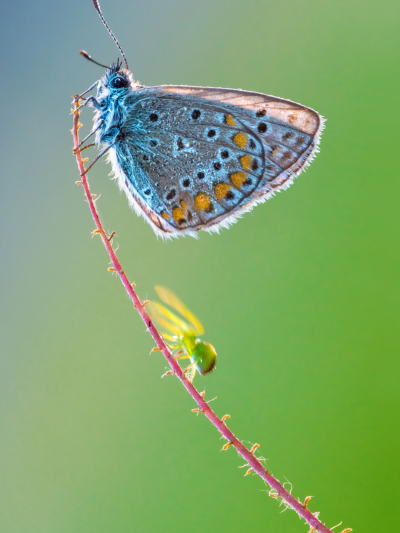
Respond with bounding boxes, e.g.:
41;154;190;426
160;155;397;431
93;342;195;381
111;86;324;237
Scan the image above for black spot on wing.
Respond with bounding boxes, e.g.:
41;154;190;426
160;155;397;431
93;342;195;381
166;189;176;200
258;123;267;133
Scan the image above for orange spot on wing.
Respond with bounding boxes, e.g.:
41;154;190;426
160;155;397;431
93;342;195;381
230;172;247;188
225;114;236;126
233;132;247;149
194;192;211;211
180;200;187;213
161;211;170;220
172;206;185;222
240;155;252;171
214;183;231;200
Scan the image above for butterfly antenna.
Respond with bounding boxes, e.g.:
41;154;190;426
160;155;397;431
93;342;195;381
91;0;129;70
79;50;110;69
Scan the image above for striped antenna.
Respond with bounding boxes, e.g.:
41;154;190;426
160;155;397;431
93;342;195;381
91;0;129;70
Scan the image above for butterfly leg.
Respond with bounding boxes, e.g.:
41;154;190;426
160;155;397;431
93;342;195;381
80;143;114;176
75;96;102;112
78;143;95;153
73;124;102;153
73;81;100;103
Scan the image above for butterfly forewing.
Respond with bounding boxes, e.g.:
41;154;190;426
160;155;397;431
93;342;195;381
113;86;323;236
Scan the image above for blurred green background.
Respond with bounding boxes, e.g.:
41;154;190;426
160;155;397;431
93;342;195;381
1;0;399;531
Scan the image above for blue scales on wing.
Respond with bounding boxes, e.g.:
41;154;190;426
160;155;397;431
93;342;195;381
111;86;323;236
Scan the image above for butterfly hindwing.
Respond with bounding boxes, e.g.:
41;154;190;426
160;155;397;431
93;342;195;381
111;86;323;236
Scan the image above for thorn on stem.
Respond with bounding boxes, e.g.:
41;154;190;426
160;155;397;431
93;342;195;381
250;443;260;454
107;231;116;242
82;158;89;164
92;229;101;237
303;496;313;508
199;390;206;398
161;370;174;378
75;181;83;185
221;441;234;451
131;282;136;288
108;267;116;272
77;123;83;130
191;408;203;414
244;468;253;476
150;347;161;354
221;414;231;423
340;530;352;533
269;489;279;498
135;300;150;310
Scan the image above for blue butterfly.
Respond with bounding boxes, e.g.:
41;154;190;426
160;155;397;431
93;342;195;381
75;0;324;238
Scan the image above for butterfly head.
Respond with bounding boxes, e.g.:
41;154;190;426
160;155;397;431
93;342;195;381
79;1;134;96
95;62;138;103
102;62;132;90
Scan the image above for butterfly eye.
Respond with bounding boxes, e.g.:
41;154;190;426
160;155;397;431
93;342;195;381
111;76;128;89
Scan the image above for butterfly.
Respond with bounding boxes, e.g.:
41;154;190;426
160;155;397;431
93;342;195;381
147;286;217;383
75;0;324;239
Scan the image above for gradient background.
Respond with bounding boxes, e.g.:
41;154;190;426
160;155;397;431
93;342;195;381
1;0;399;531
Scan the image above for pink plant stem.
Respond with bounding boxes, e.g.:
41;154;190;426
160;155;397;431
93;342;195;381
72;101;341;533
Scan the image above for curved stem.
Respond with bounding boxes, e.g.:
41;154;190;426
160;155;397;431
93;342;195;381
72;100;344;533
